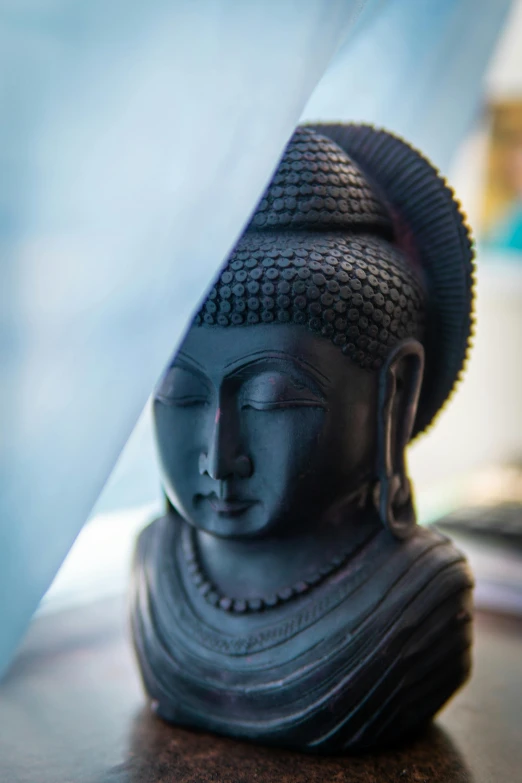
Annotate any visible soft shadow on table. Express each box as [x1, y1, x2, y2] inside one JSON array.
[[101, 708, 474, 783]]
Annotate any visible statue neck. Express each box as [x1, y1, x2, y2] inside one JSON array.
[[190, 507, 380, 602]]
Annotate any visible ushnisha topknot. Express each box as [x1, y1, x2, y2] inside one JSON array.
[[245, 126, 393, 235], [195, 127, 425, 374]]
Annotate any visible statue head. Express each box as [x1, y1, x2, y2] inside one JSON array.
[[154, 126, 474, 542]]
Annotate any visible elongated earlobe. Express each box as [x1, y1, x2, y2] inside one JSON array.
[[374, 339, 425, 539]]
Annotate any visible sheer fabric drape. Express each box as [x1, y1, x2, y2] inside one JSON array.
[[0, 0, 365, 676]]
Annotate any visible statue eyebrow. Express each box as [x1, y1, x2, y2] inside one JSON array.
[[170, 353, 212, 388], [174, 349, 331, 389], [223, 351, 331, 387], [174, 351, 207, 373]]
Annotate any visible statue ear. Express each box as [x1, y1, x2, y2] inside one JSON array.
[[373, 339, 425, 539]]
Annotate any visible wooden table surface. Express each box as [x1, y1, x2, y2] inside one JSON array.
[[1, 596, 521, 783]]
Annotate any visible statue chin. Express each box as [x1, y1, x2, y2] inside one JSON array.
[[130, 124, 475, 753]]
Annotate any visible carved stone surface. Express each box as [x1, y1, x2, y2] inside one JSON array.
[[130, 124, 475, 752]]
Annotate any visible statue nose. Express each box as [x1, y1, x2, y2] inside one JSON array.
[[198, 451, 253, 480], [198, 405, 253, 480]]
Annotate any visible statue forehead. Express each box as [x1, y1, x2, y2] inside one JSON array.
[[177, 322, 370, 383]]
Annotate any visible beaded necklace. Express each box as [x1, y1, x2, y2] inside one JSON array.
[[181, 524, 359, 615]]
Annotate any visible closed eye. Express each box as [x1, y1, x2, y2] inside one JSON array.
[[158, 395, 209, 407], [155, 366, 211, 407], [240, 371, 326, 411]]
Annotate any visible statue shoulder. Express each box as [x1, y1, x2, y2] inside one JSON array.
[[354, 524, 474, 621], [410, 524, 474, 587]]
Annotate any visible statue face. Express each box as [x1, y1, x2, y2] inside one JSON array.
[[154, 323, 378, 539]]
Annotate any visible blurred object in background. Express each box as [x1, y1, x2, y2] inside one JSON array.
[[434, 463, 522, 617], [481, 99, 522, 254]]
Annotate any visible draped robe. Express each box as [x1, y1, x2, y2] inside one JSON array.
[[131, 513, 473, 752]]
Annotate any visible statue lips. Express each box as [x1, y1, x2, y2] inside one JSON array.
[[204, 494, 257, 516]]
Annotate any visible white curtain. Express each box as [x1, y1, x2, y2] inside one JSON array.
[[0, 0, 366, 676]]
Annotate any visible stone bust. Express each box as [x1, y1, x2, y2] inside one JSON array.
[[131, 125, 474, 752]]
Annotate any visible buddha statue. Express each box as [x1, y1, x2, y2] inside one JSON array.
[[131, 124, 475, 752]]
